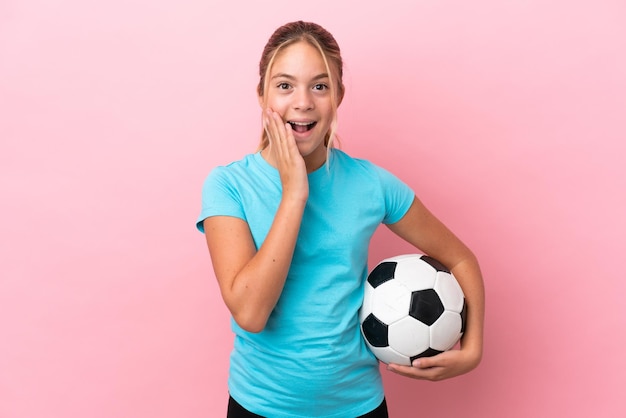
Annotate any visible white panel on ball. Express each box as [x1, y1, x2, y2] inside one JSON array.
[[371, 280, 411, 325], [388, 316, 430, 357], [430, 311, 463, 351], [393, 256, 437, 291], [369, 345, 411, 366], [434, 272, 465, 313], [359, 282, 374, 323]]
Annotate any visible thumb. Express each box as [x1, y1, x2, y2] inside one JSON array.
[[412, 356, 436, 369]]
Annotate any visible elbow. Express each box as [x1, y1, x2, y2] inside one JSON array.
[[238, 321, 266, 334], [223, 289, 275, 333], [232, 311, 269, 334]]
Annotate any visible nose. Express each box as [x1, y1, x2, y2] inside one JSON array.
[[293, 88, 314, 111]]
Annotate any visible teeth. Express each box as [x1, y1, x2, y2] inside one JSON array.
[[289, 121, 314, 126]]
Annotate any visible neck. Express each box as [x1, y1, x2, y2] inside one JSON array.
[[260, 147, 328, 173]]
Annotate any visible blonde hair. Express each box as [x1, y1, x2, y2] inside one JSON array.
[[257, 21, 345, 152]]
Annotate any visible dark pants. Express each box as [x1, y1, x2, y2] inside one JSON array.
[[227, 395, 389, 418]]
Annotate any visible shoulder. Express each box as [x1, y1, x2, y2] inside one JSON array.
[[331, 148, 377, 172], [328, 149, 415, 223], [331, 149, 400, 182], [203, 153, 267, 185], [209, 153, 258, 177], [197, 154, 262, 231], [200, 154, 255, 196]]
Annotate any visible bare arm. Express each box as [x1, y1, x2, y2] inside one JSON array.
[[386, 196, 485, 380], [204, 199, 304, 333], [203, 109, 308, 333]]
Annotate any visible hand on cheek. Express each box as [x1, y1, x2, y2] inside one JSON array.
[[263, 108, 308, 202]]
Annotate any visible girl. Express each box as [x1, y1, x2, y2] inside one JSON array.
[[197, 21, 484, 418]]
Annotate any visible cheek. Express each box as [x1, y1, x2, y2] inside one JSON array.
[[265, 94, 289, 112], [320, 102, 335, 123]]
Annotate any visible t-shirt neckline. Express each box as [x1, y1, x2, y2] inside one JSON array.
[[253, 149, 334, 183]]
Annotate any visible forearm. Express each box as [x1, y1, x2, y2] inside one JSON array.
[[450, 254, 485, 364], [224, 198, 306, 332], [386, 198, 485, 366], [211, 110, 310, 332]]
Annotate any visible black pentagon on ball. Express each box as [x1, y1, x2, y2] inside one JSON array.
[[411, 348, 443, 361], [367, 261, 397, 288], [361, 314, 388, 347], [409, 289, 445, 326], [420, 255, 450, 273]]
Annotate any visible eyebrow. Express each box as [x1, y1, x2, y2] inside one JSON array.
[[271, 73, 329, 81]]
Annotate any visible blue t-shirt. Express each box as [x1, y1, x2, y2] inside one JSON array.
[[197, 148, 414, 418]]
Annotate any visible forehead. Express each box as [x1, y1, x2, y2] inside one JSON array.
[[270, 41, 328, 78]]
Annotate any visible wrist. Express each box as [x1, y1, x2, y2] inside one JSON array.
[[460, 336, 483, 368], [281, 191, 308, 207]]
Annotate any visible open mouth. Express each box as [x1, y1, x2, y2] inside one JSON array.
[[288, 121, 317, 133]]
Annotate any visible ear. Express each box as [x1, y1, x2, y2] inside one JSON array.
[[334, 83, 345, 108], [258, 94, 265, 108]]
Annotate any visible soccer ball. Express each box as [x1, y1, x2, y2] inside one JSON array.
[[359, 254, 467, 366]]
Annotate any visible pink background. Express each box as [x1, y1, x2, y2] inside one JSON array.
[[1, 1, 625, 417]]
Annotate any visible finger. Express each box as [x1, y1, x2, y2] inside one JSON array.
[[269, 116, 287, 161], [263, 109, 275, 147], [387, 363, 445, 381], [264, 108, 277, 139], [412, 357, 434, 369], [283, 121, 295, 149], [266, 110, 288, 157], [386, 363, 419, 378], [271, 111, 291, 144], [412, 349, 454, 369], [264, 108, 283, 138], [387, 363, 429, 379], [268, 111, 298, 161]]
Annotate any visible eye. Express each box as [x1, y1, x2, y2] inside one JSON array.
[[277, 82, 291, 90], [313, 83, 329, 91]]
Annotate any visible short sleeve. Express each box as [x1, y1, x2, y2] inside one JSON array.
[[195, 167, 246, 233], [373, 165, 415, 225]]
